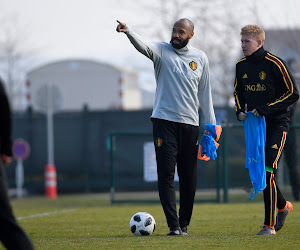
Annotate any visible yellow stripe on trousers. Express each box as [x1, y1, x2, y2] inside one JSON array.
[[272, 131, 287, 169], [269, 173, 277, 226]]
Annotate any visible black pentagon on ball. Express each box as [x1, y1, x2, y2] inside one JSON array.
[[144, 217, 152, 227], [134, 215, 141, 222], [130, 225, 136, 233], [139, 230, 150, 236]]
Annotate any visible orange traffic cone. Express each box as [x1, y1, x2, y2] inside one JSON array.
[[45, 164, 57, 199]]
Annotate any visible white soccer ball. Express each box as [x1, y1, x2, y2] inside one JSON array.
[[129, 212, 156, 236]]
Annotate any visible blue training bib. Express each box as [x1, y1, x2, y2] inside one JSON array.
[[243, 112, 266, 199]]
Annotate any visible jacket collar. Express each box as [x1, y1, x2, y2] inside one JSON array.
[[246, 46, 267, 62], [170, 43, 191, 54]]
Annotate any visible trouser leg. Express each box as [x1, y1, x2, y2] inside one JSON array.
[[263, 170, 286, 227], [264, 129, 287, 227], [152, 119, 179, 229], [0, 163, 34, 250], [177, 124, 198, 228]]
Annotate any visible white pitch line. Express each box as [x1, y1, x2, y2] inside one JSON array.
[[17, 208, 77, 220]]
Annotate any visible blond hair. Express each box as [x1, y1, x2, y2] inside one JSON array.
[[241, 25, 265, 45]]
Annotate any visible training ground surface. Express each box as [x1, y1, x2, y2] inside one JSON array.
[[2, 192, 300, 249]]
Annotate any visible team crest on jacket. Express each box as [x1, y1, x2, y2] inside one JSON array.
[[259, 71, 266, 80], [189, 61, 197, 71], [156, 138, 162, 147]]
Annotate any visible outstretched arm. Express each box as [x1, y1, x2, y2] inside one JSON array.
[[115, 20, 161, 61]]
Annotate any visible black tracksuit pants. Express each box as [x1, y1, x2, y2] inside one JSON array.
[[0, 162, 34, 250], [152, 118, 199, 229], [264, 128, 287, 227]]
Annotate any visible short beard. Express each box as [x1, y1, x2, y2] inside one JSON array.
[[171, 37, 189, 49]]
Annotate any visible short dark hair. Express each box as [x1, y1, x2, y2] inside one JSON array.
[[178, 18, 194, 32]]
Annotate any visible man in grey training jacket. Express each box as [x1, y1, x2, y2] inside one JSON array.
[[116, 18, 216, 236]]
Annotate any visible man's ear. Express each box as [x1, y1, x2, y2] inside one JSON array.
[[257, 39, 263, 47], [189, 32, 194, 39]]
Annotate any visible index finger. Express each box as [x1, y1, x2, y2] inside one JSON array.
[[117, 20, 125, 26]]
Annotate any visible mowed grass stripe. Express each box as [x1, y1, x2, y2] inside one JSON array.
[[7, 194, 300, 249], [17, 208, 77, 220]]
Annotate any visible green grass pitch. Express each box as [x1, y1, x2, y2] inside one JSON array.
[[2, 193, 299, 249]]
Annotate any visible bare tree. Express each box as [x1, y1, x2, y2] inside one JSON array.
[[130, 0, 245, 106], [249, 0, 300, 84], [143, 0, 205, 41], [123, 0, 300, 107], [0, 14, 37, 110], [192, 1, 240, 106]]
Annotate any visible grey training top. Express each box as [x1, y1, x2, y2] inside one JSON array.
[[126, 26, 216, 126]]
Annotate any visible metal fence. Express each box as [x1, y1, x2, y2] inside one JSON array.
[[7, 107, 300, 200]]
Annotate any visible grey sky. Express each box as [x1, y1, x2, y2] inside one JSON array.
[[1, 0, 300, 104], [2, 0, 300, 68]]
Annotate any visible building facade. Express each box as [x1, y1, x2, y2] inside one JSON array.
[[26, 59, 141, 111]]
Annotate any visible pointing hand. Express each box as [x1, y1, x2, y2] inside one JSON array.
[[116, 20, 128, 33]]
